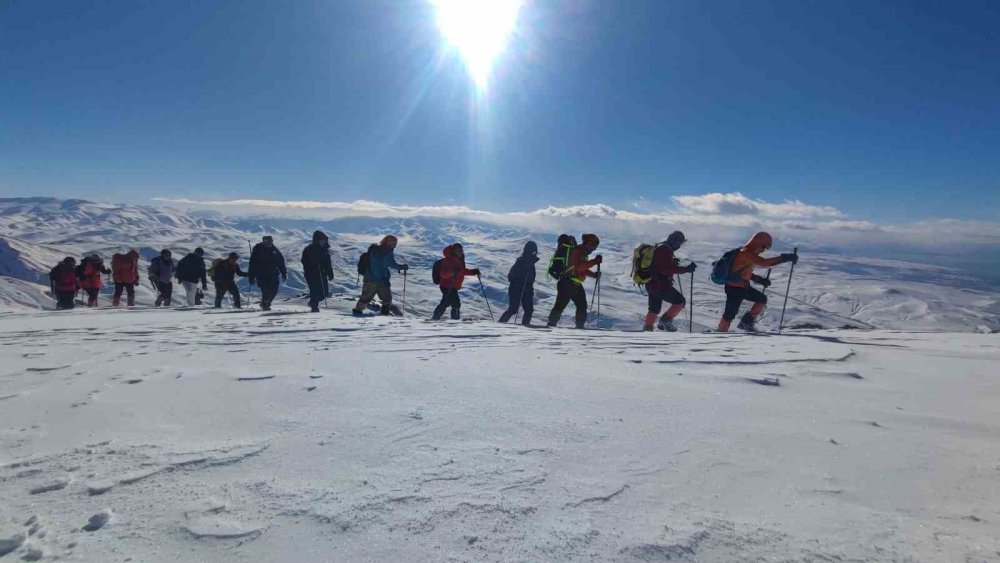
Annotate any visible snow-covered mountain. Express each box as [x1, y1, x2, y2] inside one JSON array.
[[1, 197, 997, 332]]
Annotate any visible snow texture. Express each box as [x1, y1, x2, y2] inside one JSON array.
[[0, 307, 998, 561]]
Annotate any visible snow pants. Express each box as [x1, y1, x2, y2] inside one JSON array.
[[258, 275, 280, 309], [354, 281, 392, 315], [84, 287, 100, 307], [214, 281, 242, 309], [722, 284, 767, 321], [498, 283, 533, 325], [113, 283, 135, 306], [55, 290, 76, 310], [432, 288, 462, 320], [154, 282, 172, 307], [306, 275, 327, 310], [647, 286, 685, 313], [547, 278, 588, 328]]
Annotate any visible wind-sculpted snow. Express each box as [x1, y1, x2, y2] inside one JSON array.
[[0, 308, 998, 561], [0, 197, 998, 332]]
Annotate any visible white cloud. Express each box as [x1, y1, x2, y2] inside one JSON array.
[[672, 192, 843, 218]]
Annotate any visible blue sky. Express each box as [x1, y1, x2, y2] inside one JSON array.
[[2, 0, 998, 224]]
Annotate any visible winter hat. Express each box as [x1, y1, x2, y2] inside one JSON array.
[[228, 252, 239, 260], [160, 249, 172, 257], [665, 231, 686, 250], [581, 233, 600, 247], [64, 256, 76, 264], [262, 235, 273, 242], [194, 247, 204, 256], [312, 230, 328, 243], [380, 235, 398, 247]]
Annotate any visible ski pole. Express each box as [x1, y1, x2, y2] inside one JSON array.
[[777, 248, 797, 334], [477, 273, 495, 321], [689, 270, 694, 333]]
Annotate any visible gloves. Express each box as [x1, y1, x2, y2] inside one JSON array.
[[400, 264, 409, 272], [781, 253, 799, 264], [248, 277, 256, 287], [471, 269, 482, 276], [752, 274, 771, 288], [594, 254, 604, 264], [593, 271, 602, 280], [327, 273, 334, 281], [685, 262, 697, 273]]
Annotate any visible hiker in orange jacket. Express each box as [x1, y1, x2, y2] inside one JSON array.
[[717, 232, 798, 332], [432, 243, 480, 320], [78, 254, 110, 307], [547, 233, 602, 328], [111, 250, 140, 307]]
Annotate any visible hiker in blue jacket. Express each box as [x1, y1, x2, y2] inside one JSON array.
[[353, 235, 409, 316], [498, 241, 538, 326]]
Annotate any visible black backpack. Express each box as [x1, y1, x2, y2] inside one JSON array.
[[74, 260, 87, 280], [357, 244, 376, 276], [432, 258, 444, 285], [547, 234, 577, 279]]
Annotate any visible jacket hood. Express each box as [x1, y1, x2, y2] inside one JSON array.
[[743, 231, 773, 254], [442, 245, 454, 258], [312, 230, 328, 244], [127, 250, 139, 258], [521, 241, 538, 258]]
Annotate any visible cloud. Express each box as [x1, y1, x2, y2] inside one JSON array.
[[154, 194, 1000, 258], [672, 192, 843, 218]]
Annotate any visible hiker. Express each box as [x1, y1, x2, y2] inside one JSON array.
[[431, 243, 480, 320], [301, 230, 333, 313], [176, 248, 208, 306], [77, 253, 110, 307], [249, 236, 287, 311], [111, 250, 140, 307], [49, 257, 78, 310], [716, 231, 798, 332], [212, 252, 248, 308], [497, 241, 538, 326], [148, 249, 175, 307], [642, 231, 696, 332], [353, 235, 408, 316], [547, 234, 602, 328]]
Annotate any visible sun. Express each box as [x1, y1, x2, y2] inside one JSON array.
[[431, 0, 523, 92]]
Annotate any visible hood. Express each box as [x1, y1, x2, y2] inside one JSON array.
[[127, 250, 139, 258], [442, 245, 454, 258], [743, 231, 773, 254], [521, 241, 538, 258], [312, 230, 328, 244]]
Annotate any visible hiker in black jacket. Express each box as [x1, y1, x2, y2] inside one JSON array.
[[249, 236, 287, 311], [301, 230, 333, 313], [212, 252, 248, 308], [498, 241, 538, 326], [175, 248, 208, 306]]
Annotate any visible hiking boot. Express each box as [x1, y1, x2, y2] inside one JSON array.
[[737, 312, 757, 332], [352, 309, 364, 317], [310, 306, 320, 313], [657, 317, 678, 332], [642, 325, 654, 332]]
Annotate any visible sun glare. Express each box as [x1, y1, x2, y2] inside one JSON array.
[[432, 0, 523, 91]]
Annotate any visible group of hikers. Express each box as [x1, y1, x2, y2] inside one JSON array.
[[47, 229, 798, 332]]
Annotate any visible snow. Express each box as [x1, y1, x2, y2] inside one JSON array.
[[1, 305, 998, 561]]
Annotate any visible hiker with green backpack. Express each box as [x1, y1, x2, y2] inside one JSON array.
[[632, 231, 696, 332], [546, 233, 602, 328]]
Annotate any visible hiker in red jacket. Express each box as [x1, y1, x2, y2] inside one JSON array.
[[111, 250, 140, 306], [49, 257, 79, 310], [643, 231, 697, 332], [78, 254, 110, 307], [547, 233, 602, 328], [432, 243, 480, 320]]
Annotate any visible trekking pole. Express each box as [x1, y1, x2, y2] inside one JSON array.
[[597, 263, 602, 325], [402, 270, 407, 314], [246, 240, 255, 308], [477, 273, 495, 322], [777, 248, 798, 334], [689, 270, 694, 333]]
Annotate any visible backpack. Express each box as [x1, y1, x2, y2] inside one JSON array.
[[75, 260, 87, 280], [547, 234, 577, 280], [631, 243, 657, 285], [431, 258, 444, 285], [710, 248, 742, 285], [357, 245, 375, 276], [208, 258, 224, 280]]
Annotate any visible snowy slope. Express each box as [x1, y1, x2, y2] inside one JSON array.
[[0, 307, 997, 561], [1, 197, 997, 332]]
